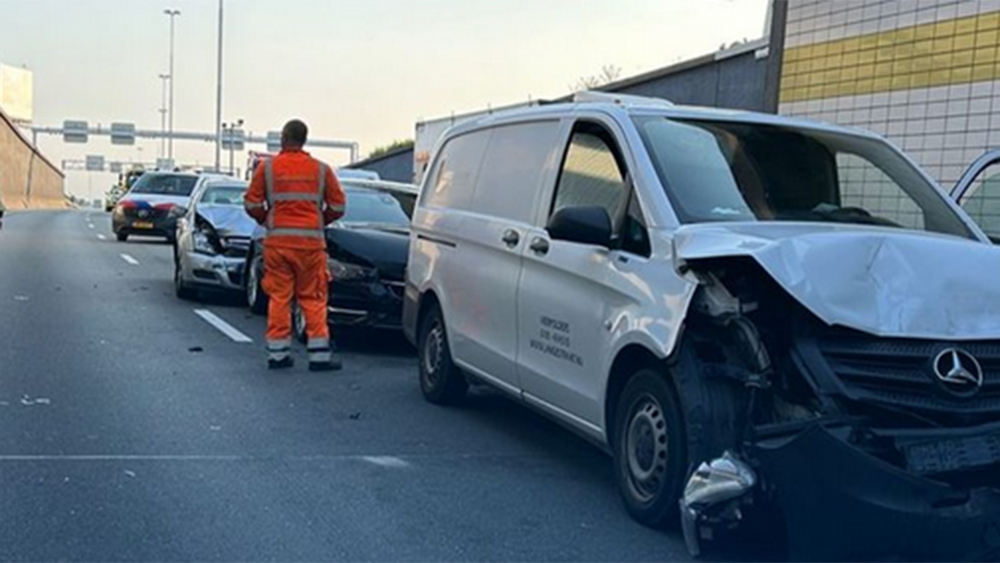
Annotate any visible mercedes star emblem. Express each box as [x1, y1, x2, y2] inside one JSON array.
[[932, 348, 984, 396]]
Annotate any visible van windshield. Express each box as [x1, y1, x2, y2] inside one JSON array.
[[633, 117, 974, 239]]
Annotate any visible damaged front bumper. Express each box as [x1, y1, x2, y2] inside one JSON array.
[[182, 251, 246, 291], [684, 422, 1000, 561]]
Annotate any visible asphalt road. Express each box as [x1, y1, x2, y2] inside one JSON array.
[[0, 210, 712, 562]]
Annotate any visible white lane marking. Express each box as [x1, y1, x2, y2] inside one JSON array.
[[362, 456, 411, 468], [87, 223, 94, 229], [97, 234, 107, 241], [119, 253, 140, 265], [0, 454, 416, 462], [194, 309, 254, 343]]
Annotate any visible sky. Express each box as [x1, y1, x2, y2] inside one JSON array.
[[0, 0, 770, 200]]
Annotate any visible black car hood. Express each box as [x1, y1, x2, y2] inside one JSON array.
[[197, 205, 258, 238], [326, 224, 409, 280]]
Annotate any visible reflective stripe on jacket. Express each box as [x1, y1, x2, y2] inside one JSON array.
[[243, 148, 346, 249]]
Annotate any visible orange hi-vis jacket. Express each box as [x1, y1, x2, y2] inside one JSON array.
[[244, 148, 346, 249]]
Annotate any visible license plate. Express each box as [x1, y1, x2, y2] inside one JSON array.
[[133, 221, 154, 229], [903, 432, 1000, 475]]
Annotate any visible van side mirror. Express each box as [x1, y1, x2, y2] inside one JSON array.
[[546, 205, 613, 247]]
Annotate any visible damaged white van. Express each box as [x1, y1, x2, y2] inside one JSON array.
[[402, 92, 1000, 560]]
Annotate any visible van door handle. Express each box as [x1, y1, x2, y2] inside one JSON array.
[[502, 229, 520, 247], [529, 237, 550, 255]]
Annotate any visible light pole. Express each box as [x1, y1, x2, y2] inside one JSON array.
[[158, 73, 169, 159], [164, 8, 181, 162], [214, 0, 224, 173], [223, 119, 243, 176]]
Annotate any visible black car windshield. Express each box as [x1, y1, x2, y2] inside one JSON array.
[[341, 189, 410, 226], [199, 184, 246, 206], [130, 174, 198, 196], [634, 117, 974, 239]]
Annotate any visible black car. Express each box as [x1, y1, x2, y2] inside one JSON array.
[[244, 180, 417, 336], [111, 172, 198, 242]]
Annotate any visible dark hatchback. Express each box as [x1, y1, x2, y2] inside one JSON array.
[[245, 180, 416, 333], [112, 172, 198, 242]]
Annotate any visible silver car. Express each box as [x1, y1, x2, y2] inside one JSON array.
[[173, 179, 255, 300]]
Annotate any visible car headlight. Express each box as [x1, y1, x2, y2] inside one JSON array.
[[193, 230, 218, 255], [327, 258, 376, 282]]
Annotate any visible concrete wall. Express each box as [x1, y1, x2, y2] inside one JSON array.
[[0, 105, 64, 209], [344, 147, 417, 184]]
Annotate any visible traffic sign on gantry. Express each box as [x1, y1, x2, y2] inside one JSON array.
[[85, 155, 105, 171], [110, 123, 136, 145], [63, 120, 88, 143]]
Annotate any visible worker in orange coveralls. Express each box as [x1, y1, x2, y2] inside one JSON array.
[[244, 119, 346, 371]]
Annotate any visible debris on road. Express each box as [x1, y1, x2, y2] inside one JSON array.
[[209, 425, 222, 431], [188, 346, 204, 353], [13, 295, 29, 301], [20, 395, 51, 406], [349, 412, 362, 420], [123, 470, 136, 478]]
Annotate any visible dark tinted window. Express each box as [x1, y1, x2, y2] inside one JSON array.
[[342, 189, 410, 226], [131, 174, 198, 196]]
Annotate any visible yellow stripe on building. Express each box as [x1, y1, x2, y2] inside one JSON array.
[[781, 10, 1000, 103]]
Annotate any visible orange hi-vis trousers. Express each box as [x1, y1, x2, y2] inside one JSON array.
[[263, 246, 332, 362]]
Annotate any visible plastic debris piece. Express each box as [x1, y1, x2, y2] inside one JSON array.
[[123, 470, 136, 478], [188, 346, 204, 353], [209, 425, 222, 431], [349, 412, 362, 420], [13, 296, 29, 301]]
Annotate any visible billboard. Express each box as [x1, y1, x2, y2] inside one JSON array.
[[0, 64, 33, 123]]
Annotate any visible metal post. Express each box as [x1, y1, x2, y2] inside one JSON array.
[[214, 0, 224, 172], [164, 9, 181, 161], [158, 73, 169, 159]]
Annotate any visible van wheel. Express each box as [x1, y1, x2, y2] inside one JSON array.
[[613, 368, 687, 528], [418, 304, 467, 405]]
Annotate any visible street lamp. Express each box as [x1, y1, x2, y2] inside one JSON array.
[[164, 8, 181, 161], [214, 0, 224, 173], [158, 73, 170, 159], [223, 119, 244, 176]]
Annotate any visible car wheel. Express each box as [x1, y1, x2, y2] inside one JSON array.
[[292, 301, 307, 344], [417, 304, 467, 405], [116, 232, 128, 242], [174, 254, 198, 301], [247, 251, 268, 315], [613, 368, 688, 529]]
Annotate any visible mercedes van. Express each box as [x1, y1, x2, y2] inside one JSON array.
[[403, 92, 1000, 560]]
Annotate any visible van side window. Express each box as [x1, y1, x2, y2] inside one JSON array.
[[421, 130, 491, 211], [473, 121, 562, 223], [552, 126, 628, 223]]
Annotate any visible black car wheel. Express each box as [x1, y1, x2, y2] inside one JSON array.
[[293, 301, 307, 344], [174, 254, 197, 301], [247, 251, 268, 315], [116, 231, 128, 242], [417, 303, 467, 405], [613, 368, 687, 528]]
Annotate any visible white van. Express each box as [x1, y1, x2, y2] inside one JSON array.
[[403, 92, 1000, 560]]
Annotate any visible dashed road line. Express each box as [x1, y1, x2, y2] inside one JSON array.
[[362, 456, 411, 468], [194, 309, 254, 343], [119, 253, 140, 265], [87, 223, 94, 229], [97, 234, 107, 240]]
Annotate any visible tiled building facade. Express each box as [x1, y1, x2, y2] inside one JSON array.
[[779, 0, 1000, 190]]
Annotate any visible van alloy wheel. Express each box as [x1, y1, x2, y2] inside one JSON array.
[[422, 320, 445, 387]]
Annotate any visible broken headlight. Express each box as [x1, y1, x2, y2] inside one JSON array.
[[192, 230, 219, 255], [327, 258, 376, 282]]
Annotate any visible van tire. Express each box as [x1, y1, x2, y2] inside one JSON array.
[[613, 368, 688, 529], [417, 304, 467, 405]]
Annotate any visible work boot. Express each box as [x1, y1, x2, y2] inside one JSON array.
[[308, 338, 342, 372], [268, 356, 294, 370]]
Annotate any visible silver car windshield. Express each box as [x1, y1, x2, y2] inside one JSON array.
[[199, 184, 247, 206], [634, 117, 974, 239]]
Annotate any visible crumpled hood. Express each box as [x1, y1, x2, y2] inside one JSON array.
[[673, 222, 1000, 339], [196, 205, 257, 238]]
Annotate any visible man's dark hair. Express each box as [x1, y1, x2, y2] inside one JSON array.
[[281, 119, 308, 148]]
